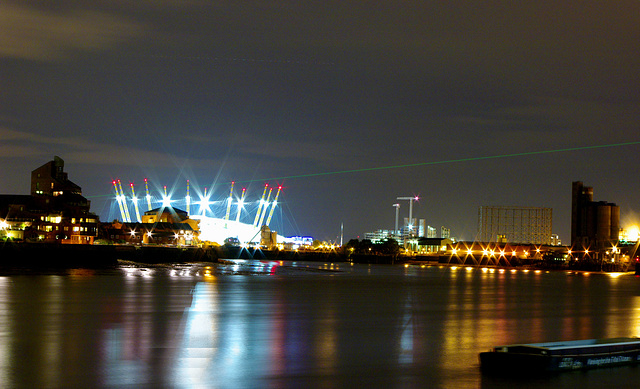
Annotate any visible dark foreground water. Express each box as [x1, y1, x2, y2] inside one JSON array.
[[1, 261, 639, 388]]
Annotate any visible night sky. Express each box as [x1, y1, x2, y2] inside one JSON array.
[[2, 1, 639, 242]]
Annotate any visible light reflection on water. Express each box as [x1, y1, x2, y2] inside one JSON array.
[[0, 262, 639, 388]]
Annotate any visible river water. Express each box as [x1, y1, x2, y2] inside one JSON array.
[[1, 260, 639, 388]]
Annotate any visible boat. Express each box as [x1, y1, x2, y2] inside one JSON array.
[[479, 337, 640, 373]]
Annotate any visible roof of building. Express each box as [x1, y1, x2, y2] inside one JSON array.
[[417, 237, 452, 245], [144, 206, 188, 215]]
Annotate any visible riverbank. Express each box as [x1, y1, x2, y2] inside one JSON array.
[[1, 242, 638, 275]]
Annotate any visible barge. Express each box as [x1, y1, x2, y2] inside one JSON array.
[[480, 337, 640, 373]]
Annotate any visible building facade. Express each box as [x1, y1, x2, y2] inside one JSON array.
[[478, 206, 553, 245], [0, 156, 98, 244]]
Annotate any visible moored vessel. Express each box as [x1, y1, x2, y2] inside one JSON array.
[[480, 337, 640, 373]]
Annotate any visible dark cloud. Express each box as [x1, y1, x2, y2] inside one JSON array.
[[0, 2, 148, 61]]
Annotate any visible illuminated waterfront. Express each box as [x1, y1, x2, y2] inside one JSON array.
[[1, 261, 639, 388]]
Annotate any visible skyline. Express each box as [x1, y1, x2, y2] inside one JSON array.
[[2, 1, 639, 241]]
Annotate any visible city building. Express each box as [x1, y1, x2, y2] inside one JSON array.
[[0, 156, 98, 244], [364, 229, 395, 243], [478, 206, 553, 245], [99, 206, 199, 245], [416, 237, 452, 254], [571, 181, 620, 256]]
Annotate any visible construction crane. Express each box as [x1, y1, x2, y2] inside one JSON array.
[[397, 196, 419, 236], [253, 183, 269, 227], [393, 203, 400, 236], [144, 178, 152, 211], [118, 180, 131, 222], [130, 182, 141, 222], [258, 187, 273, 227], [265, 185, 282, 226], [224, 181, 235, 227], [236, 187, 246, 223]]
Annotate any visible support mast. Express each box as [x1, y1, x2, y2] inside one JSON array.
[[253, 183, 269, 227], [186, 180, 191, 216], [224, 181, 235, 227], [265, 185, 282, 226], [130, 183, 141, 222], [144, 178, 152, 211], [118, 180, 131, 222], [236, 187, 246, 222], [258, 187, 273, 227], [113, 180, 127, 222]]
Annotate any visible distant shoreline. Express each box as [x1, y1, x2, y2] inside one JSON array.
[[1, 242, 638, 275]]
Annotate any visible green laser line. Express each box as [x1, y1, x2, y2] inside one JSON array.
[[238, 141, 640, 184], [87, 141, 640, 198]]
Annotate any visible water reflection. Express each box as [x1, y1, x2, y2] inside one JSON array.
[[0, 264, 639, 388]]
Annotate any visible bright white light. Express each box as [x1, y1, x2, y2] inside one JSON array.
[[627, 226, 639, 242], [191, 215, 283, 245], [162, 196, 172, 207]]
